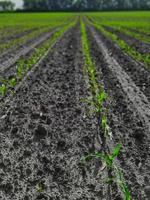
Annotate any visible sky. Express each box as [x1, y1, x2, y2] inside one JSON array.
[[11, 0, 23, 8]]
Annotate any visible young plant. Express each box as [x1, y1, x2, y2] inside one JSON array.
[[101, 115, 112, 139], [8, 77, 17, 88], [81, 20, 112, 139], [81, 144, 121, 168], [88, 19, 150, 69], [81, 144, 131, 199], [16, 59, 25, 78], [81, 18, 131, 200], [0, 84, 7, 97], [94, 89, 107, 114], [114, 166, 131, 200]]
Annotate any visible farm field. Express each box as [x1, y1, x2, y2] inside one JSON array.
[[0, 11, 150, 199]]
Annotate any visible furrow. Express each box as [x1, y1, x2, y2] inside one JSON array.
[[89, 26, 150, 135], [88, 24, 150, 199], [0, 24, 101, 200], [0, 28, 58, 75]]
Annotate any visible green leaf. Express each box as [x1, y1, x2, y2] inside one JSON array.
[[0, 84, 7, 96], [112, 144, 122, 160]]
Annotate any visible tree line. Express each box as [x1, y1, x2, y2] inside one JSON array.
[[0, 0, 150, 11], [23, 0, 150, 11], [0, 1, 15, 11]]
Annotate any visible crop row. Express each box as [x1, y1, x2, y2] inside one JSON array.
[[108, 26, 150, 44], [0, 26, 51, 53], [0, 20, 76, 98], [87, 12, 150, 43], [0, 25, 39, 42], [80, 19, 131, 200], [87, 18, 150, 69], [87, 12, 150, 32], [0, 15, 75, 39], [0, 14, 76, 54]]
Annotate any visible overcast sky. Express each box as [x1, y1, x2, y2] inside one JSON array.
[[11, 0, 23, 8]]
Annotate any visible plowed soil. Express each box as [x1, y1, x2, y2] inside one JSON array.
[[0, 21, 150, 200]]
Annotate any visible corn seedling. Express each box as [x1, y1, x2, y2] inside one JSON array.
[[80, 21, 131, 197], [16, 59, 25, 78], [101, 115, 112, 139], [36, 183, 44, 193], [81, 144, 121, 168], [81, 19, 112, 140], [0, 84, 7, 96], [88, 19, 150, 69], [114, 166, 131, 200], [81, 144, 131, 199], [8, 77, 17, 88], [0, 21, 76, 97]]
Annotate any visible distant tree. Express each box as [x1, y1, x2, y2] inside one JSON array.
[[0, 0, 15, 11], [22, 0, 150, 11], [140, 0, 150, 9]]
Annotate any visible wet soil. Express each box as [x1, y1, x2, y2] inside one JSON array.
[[104, 26, 150, 55], [87, 25, 150, 200], [0, 25, 105, 200]]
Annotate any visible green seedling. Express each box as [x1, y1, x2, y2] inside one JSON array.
[[81, 144, 121, 168], [89, 19, 150, 69], [98, 143, 121, 168], [17, 59, 25, 78], [80, 17, 131, 200], [81, 143, 131, 200], [0, 17, 77, 99], [115, 166, 131, 200], [0, 84, 7, 96], [94, 89, 107, 114], [36, 183, 44, 193], [101, 115, 112, 139], [8, 77, 17, 88]]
